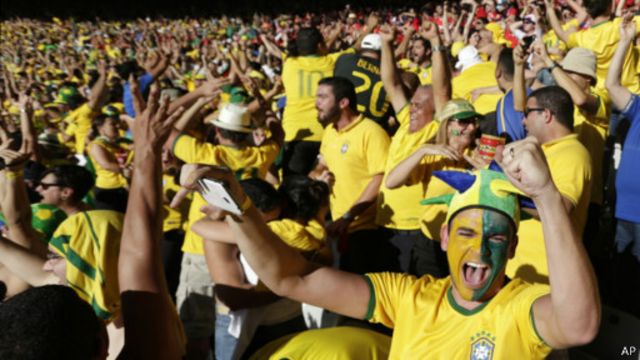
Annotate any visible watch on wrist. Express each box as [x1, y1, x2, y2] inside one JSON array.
[[432, 45, 447, 53], [547, 62, 559, 71], [342, 211, 354, 221]]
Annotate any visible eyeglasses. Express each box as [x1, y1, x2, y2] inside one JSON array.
[[39, 182, 64, 190], [524, 107, 547, 117]]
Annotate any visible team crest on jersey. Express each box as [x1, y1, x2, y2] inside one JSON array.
[[470, 331, 496, 360], [340, 143, 349, 154]]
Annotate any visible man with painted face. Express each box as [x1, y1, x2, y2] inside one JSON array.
[[183, 135, 600, 359]]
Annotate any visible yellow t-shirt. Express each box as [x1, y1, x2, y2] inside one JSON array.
[[162, 174, 191, 233], [397, 59, 432, 85], [249, 326, 391, 360], [452, 62, 502, 115], [65, 103, 97, 154], [376, 106, 440, 230], [282, 49, 355, 142], [574, 87, 611, 205], [364, 273, 551, 360], [320, 116, 390, 232], [543, 19, 580, 61], [88, 137, 129, 190], [507, 134, 591, 283], [267, 218, 325, 252], [566, 16, 640, 93], [49, 210, 123, 322], [419, 154, 472, 241], [172, 134, 280, 254], [486, 22, 505, 45]]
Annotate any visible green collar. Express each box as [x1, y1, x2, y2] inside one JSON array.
[[447, 285, 490, 316]]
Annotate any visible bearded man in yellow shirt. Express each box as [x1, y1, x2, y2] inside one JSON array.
[[182, 133, 600, 359], [312, 77, 390, 274]]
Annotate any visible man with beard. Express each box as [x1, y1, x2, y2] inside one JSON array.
[[313, 76, 390, 274]]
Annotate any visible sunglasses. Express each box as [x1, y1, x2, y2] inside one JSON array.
[[39, 182, 64, 190], [451, 116, 480, 126], [523, 107, 547, 117]]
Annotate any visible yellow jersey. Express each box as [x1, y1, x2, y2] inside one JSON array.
[[397, 59, 432, 85], [320, 115, 390, 232], [507, 134, 591, 283], [249, 326, 391, 360], [365, 273, 552, 360], [452, 62, 502, 115], [282, 49, 355, 142], [49, 210, 123, 322], [574, 87, 611, 205], [376, 106, 440, 230], [88, 137, 129, 189], [172, 133, 280, 254], [267, 218, 325, 252], [65, 103, 97, 154], [419, 154, 472, 241], [162, 174, 191, 233], [566, 16, 640, 93]]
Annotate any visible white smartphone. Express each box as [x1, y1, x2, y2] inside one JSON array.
[[197, 178, 243, 216]]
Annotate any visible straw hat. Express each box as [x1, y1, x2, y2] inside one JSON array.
[[208, 104, 252, 133], [560, 48, 597, 85]]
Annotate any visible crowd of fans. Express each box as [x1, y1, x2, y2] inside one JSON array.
[[0, 0, 639, 358]]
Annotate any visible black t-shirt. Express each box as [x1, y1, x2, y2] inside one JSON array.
[[334, 53, 392, 129]]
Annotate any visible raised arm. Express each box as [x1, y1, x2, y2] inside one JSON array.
[[421, 22, 452, 114], [117, 85, 186, 359], [499, 137, 599, 348], [182, 166, 371, 320], [87, 60, 109, 111], [605, 16, 635, 110], [512, 44, 528, 112], [379, 25, 408, 113], [386, 144, 461, 189], [394, 25, 415, 59], [544, 0, 573, 44], [533, 41, 598, 114]]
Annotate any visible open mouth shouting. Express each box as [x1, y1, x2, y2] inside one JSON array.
[[462, 261, 492, 289]]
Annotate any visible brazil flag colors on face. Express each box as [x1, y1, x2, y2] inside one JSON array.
[[446, 207, 513, 301], [421, 167, 531, 302]]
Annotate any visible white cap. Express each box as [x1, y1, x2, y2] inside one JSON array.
[[455, 46, 483, 72], [361, 34, 382, 51], [209, 103, 253, 133]]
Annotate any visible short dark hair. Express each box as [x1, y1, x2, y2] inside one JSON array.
[[240, 178, 282, 213], [40, 165, 95, 203], [217, 128, 249, 144], [279, 175, 329, 222], [583, 0, 612, 18], [529, 86, 574, 131], [497, 48, 515, 81], [318, 77, 358, 113], [0, 285, 102, 360], [295, 27, 324, 56]]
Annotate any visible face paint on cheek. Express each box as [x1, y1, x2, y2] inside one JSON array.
[[471, 210, 511, 301]]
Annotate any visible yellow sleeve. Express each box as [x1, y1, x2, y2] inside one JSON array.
[[365, 124, 390, 176], [395, 105, 410, 127], [550, 148, 590, 207], [328, 48, 356, 62], [591, 88, 612, 128], [258, 140, 281, 166], [364, 272, 419, 328], [513, 284, 552, 354], [171, 133, 220, 164], [566, 31, 579, 49]]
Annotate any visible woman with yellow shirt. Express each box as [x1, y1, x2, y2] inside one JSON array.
[[385, 99, 481, 277], [88, 114, 131, 213]]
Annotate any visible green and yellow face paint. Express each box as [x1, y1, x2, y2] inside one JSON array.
[[447, 207, 514, 302]]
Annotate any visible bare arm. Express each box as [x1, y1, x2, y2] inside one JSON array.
[[394, 26, 415, 59], [87, 61, 109, 111], [379, 25, 408, 113], [500, 138, 599, 348], [513, 44, 528, 112], [183, 166, 371, 319], [386, 144, 461, 189], [90, 143, 122, 173], [421, 23, 452, 113], [544, 0, 573, 44], [118, 85, 185, 359], [605, 17, 635, 110], [259, 34, 284, 59], [533, 41, 598, 114]]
